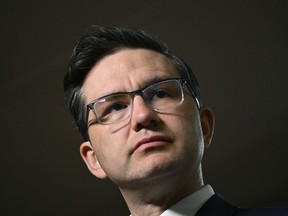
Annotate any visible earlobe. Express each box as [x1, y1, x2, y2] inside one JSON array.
[[199, 107, 215, 150], [80, 141, 108, 179]]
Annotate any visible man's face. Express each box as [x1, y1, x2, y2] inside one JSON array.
[[80, 49, 213, 188]]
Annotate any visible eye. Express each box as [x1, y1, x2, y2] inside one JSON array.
[[105, 102, 128, 114], [152, 89, 170, 99]]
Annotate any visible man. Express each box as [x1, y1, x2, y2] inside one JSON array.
[[64, 26, 287, 216]]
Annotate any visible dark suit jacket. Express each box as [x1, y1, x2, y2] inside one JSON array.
[[196, 194, 288, 216]]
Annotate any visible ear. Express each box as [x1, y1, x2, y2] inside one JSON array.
[[199, 106, 215, 150], [80, 141, 108, 179]]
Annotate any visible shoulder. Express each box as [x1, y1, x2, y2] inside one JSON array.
[[196, 194, 288, 216], [236, 206, 288, 216]]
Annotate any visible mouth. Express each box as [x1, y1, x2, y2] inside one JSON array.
[[132, 135, 172, 154]]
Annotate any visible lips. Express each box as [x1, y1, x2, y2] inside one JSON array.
[[132, 135, 171, 154]]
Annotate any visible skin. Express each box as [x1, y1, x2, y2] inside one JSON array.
[[80, 48, 214, 216]]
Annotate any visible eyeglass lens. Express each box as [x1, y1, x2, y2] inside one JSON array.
[[93, 79, 184, 124]]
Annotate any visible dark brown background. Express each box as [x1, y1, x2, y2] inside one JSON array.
[[1, 1, 287, 215]]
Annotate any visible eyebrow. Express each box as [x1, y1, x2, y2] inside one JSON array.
[[141, 76, 172, 88], [95, 75, 181, 101], [139, 75, 181, 89]]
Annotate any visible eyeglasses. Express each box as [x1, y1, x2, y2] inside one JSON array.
[[86, 78, 200, 126]]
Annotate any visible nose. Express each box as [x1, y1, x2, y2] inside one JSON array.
[[130, 95, 160, 131]]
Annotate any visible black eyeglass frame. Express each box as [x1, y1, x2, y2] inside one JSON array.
[[86, 78, 200, 127]]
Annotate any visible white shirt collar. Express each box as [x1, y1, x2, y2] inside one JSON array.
[[160, 184, 215, 216]]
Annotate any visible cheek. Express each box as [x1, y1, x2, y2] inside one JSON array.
[[88, 128, 131, 181], [88, 126, 127, 163], [88, 127, 110, 160], [172, 105, 204, 153]]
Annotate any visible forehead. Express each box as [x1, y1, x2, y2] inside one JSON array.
[[82, 48, 179, 103]]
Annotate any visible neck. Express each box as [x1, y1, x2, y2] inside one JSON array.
[[119, 168, 204, 216]]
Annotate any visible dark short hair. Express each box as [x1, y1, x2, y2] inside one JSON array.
[[64, 26, 201, 141]]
